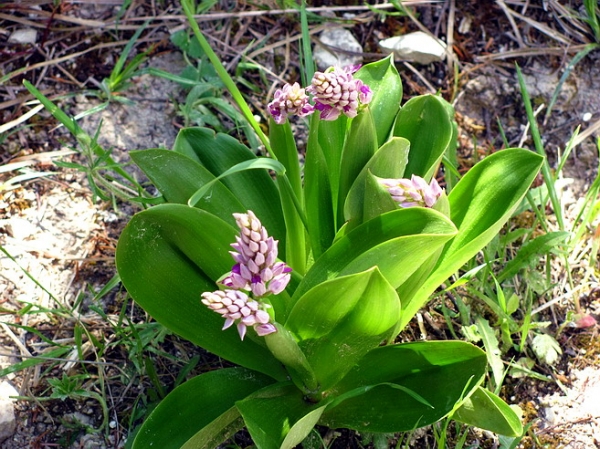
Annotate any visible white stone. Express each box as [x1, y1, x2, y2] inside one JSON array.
[[2, 218, 36, 240], [0, 382, 18, 444], [379, 31, 447, 64], [8, 28, 37, 44], [313, 27, 363, 71]]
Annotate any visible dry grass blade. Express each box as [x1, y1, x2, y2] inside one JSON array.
[[0, 149, 77, 174], [496, 0, 526, 47], [571, 118, 600, 148], [476, 43, 589, 60], [0, 105, 44, 134], [0, 36, 163, 84], [500, 4, 573, 45]]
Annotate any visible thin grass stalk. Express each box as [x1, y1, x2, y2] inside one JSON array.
[[300, 0, 315, 86], [515, 64, 565, 230], [180, 0, 272, 157]]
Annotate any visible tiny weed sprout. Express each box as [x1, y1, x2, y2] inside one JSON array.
[[113, 11, 542, 449]]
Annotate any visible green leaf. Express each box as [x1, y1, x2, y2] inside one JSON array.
[[132, 368, 274, 449], [398, 149, 544, 330], [497, 231, 569, 282], [531, 333, 562, 365], [293, 208, 457, 301], [116, 205, 287, 379], [286, 267, 400, 390], [236, 382, 325, 449], [304, 117, 335, 259], [343, 137, 410, 225], [393, 95, 454, 180], [173, 127, 286, 258], [187, 158, 286, 207], [316, 114, 347, 222], [454, 386, 523, 436], [130, 149, 244, 225], [321, 341, 486, 432], [269, 119, 307, 273], [355, 55, 402, 146], [475, 316, 504, 388], [338, 109, 378, 225]]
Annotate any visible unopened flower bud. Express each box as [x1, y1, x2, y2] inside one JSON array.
[[201, 289, 275, 340], [307, 65, 373, 121], [268, 82, 314, 124], [379, 175, 443, 208]]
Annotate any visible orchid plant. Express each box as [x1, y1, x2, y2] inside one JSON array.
[[115, 23, 543, 449]]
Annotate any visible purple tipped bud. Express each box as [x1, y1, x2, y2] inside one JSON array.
[[307, 65, 373, 121], [379, 175, 443, 208], [226, 211, 292, 298], [268, 82, 314, 124], [201, 289, 275, 340]]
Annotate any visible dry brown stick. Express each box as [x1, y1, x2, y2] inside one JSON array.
[[501, 4, 573, 45], [476, 43, 589, 60], [496, 0, 526, 47]]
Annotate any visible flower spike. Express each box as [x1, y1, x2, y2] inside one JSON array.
[[201, 289, 275, 340], [268, 82, 314, 124], [223, 211, 292, 297], [379, 175, 443, 208], [201, 210, 291, 340], [307, 65, 373, 121]]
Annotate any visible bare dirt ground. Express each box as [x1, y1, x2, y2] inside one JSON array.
[[1, 1, 600, 448]]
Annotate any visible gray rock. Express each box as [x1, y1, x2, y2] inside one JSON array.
[[0, 381, 18, 443], [313, 27, 363, 71], [379, 31, 447, 64]]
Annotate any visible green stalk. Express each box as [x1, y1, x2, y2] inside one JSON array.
[[180, 0, 272, 157], [515, 64, 565, 230]]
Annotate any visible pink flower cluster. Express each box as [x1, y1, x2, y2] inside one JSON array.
[[201, 211, 291, 340], [267, 65, 372, 124], [378, 175, 443, 208], [201, 290, 275, 340]]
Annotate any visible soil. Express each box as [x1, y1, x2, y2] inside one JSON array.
[[1, 1, 600, 448]]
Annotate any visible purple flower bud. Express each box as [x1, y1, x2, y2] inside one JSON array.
[[268, 82, 314, 124], [201, 289, 274, 340], [226, 211, 292, 298], [307, 65, 373, 121], [379, 175, 443, 208]]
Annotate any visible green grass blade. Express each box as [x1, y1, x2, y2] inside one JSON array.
[[515, 64, 565, 230]]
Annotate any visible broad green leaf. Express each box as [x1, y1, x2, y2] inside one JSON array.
[[236, 382, 325, 449], [116, 205, 287, 379], [269, 119, 302, 199], [286, 267, 400, 390], [187, 158, 286, 207], [497, 231, 569, 282], [355, 55, 402, 146], [338, 109, 378, 226], [305, 117, 335, 259], [132, 368, 275, 449], [269, 119, 307, 273], [316, 113, 347, 221], [130, 149, 243, 226], [344, 137, 410, 225], [321, 341, 486, 432], [361, 172, 399, 224], [393, 95, 454, 180], [173, 127, 286, 259], [398, 149, 544, 329], [454, 386, 523, 436], [293, 208, 457, 301]]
